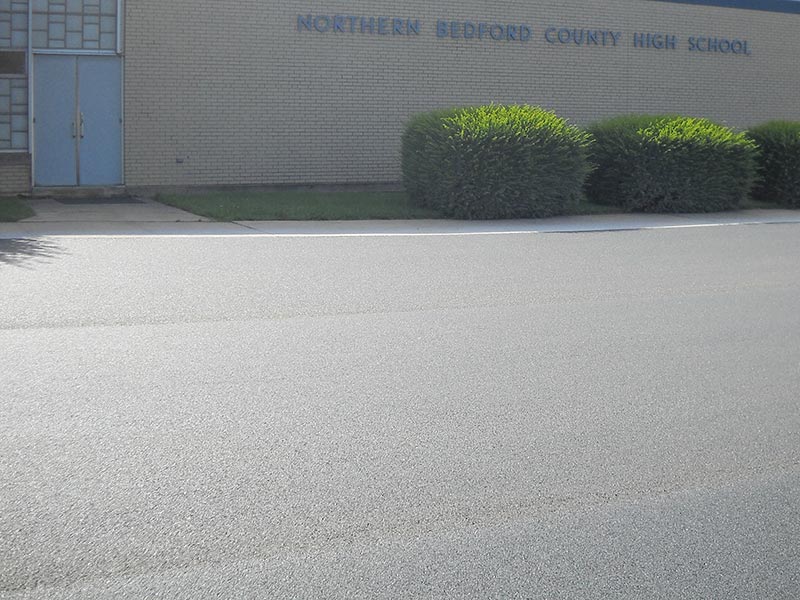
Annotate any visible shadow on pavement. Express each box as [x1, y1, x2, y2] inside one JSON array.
[[0, 238, 67, 268]]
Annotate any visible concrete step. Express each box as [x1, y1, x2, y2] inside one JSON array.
[[30, 186, 128, 199]]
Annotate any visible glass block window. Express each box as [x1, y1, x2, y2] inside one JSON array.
[[0, 1, 30, 49], [32, 0, 118, 50], [0, 77, 27, 150], [0, 0, 27, 152]]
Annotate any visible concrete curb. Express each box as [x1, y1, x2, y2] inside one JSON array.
[[1, 209, 799, 238]]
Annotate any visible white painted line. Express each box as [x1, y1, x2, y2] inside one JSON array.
[[2, 218, 799, 240]]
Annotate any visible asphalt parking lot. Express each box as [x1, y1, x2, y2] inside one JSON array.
[[1, 223, 799, 598]]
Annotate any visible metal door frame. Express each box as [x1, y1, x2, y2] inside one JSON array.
[[31, 52, 124, 187], [28, 0, 125, 187]]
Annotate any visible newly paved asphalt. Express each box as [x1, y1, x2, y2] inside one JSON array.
[[1, 224, 799, 598]]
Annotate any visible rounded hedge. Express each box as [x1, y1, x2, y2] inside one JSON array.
[[586, 115, 759, 213], [585, 115, 664, 207], [747, 121, 800, 208], [402, 105, 593, 219]]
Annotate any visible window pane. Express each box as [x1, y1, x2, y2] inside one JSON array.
[[0, 51, 25, 75], [33, 0, 117, 50]]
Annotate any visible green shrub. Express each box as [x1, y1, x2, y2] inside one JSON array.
[[585, 115, 669, 207], [587, 115, 759, 213], [402, 105, 593, 219], [401, 109, 459, 209], [747, 121, 800, 208]]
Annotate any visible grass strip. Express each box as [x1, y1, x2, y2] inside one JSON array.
[[158, 191, 443, 221], [159, 191, 628, 221], [158, 190, 794, 222], [0, 197, 35, 222]]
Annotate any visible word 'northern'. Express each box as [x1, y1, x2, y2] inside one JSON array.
[[297, 15, 751, 55], [297, 14, 421, 35]]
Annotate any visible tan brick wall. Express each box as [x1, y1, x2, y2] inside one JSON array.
[[123, 0, 800, 186], [0, 154, 31, 194]]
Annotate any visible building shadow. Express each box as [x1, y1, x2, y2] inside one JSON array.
[[0, 238, 67, 268]]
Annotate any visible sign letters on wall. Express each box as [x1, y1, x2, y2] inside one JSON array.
[[297, 15, 752, 56]]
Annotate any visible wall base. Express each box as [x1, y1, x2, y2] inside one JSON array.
[[0, 154, 31, 195]]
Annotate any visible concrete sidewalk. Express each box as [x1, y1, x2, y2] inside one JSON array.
[[1, 199, 799, 237], [0, 195, 247, 237], [21, 195, 209, 224], [234, 209, 800, 236]]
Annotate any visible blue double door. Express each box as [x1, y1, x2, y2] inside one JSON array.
[[34, 55, 122, 187]]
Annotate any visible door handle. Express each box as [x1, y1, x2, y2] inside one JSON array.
[[71, 121, 77, 138], [79, 113, 85, 139]]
